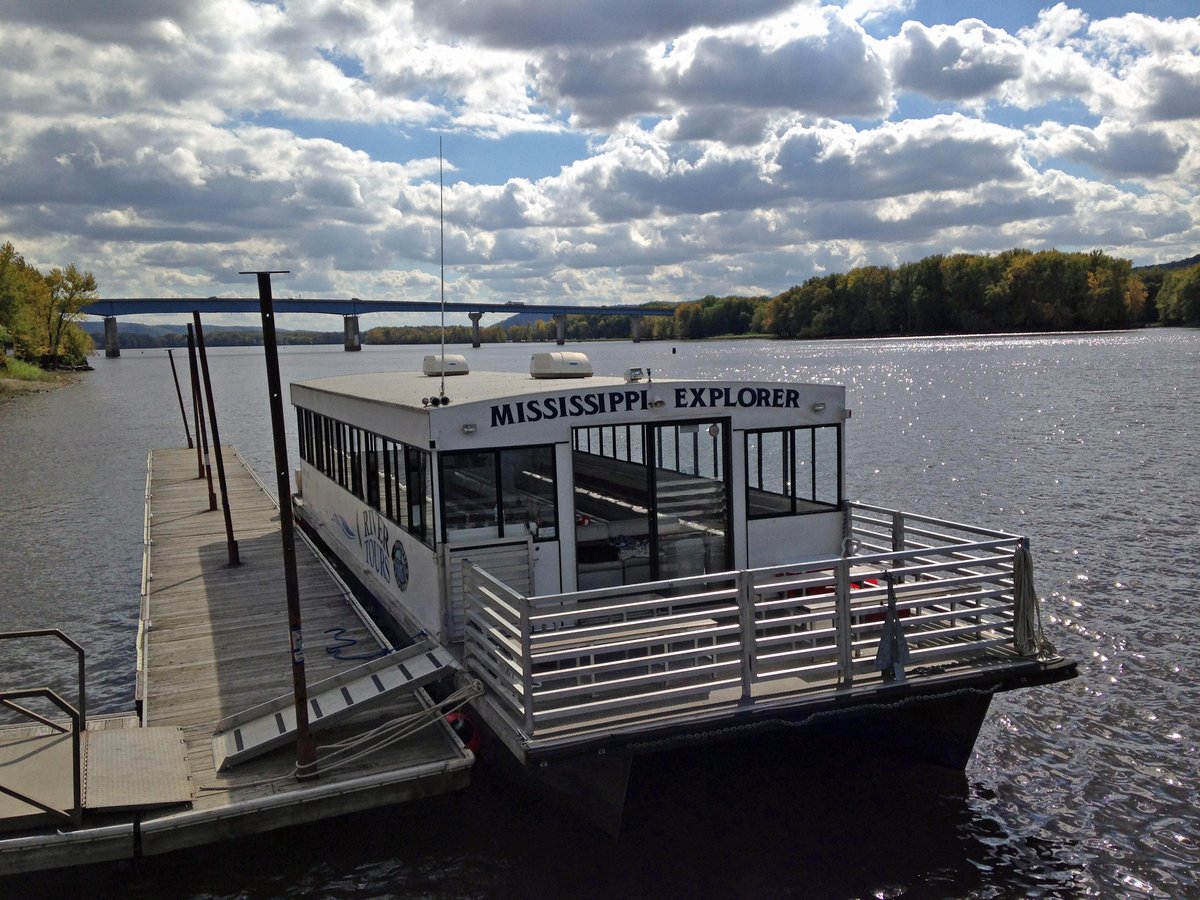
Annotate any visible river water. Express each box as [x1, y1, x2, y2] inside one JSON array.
[[1, 330, 1197, 898]]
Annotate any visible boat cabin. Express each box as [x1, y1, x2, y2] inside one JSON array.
[[291, 353, 846, 645]]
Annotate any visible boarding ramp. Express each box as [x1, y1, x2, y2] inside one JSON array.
[[211, 639, 458, 771]]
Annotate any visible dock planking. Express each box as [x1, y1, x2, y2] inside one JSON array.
[[0, 447, 471, 876], [137, 448, 472, 839]]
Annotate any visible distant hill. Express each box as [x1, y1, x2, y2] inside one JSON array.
[[80, 322, 264, 337], [1134, 254, 1200, 272], [80, 321, 343, 348], [499, 309, 556, 326]]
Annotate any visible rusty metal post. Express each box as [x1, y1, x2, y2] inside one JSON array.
[[185, 333, 204, 478], [192, 313, 239, 566], [186, 324, 217, 508], [166, 349, 194, 449], [244, 269, 317, 781]]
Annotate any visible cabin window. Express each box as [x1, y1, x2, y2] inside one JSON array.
[[335, 421, 347, 488], [745, 425, 841, 518], [348, 427, 365, 501], [297, 408, 311, 464], [441, 452, 499, 538], [363, 432, 380, 510], [439, 445, 557, 543], [502, 446, 557, 539], [405, 446, 432, 543], [322, 417, 334, 478], [293, 406, 434, 548]]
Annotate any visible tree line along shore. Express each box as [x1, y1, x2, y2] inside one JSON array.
[[3, 241, 1198, 379]]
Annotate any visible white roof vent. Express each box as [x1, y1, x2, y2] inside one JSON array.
[[530, 351, 593, 379], [423, 354, 469, 376]]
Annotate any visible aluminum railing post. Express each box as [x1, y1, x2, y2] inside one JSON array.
[[892, 509, 906, 582], [737, 570, 756, 700], [835, 558, 854, 686], [520, 593, 535, 736]]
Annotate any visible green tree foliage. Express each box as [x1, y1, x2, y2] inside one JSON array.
[[0, 242, 97, 365], [763, 249, 1147, 338], [42, 264, 98, 363], [1155, 264, 1200, 325], [673, 295, 762, 339]]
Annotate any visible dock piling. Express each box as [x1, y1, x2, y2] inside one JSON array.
[[166, 349, 194, 449], [192, 313, 239, 567], [247, 269, 319, 781], [185, 325, 217, 508]]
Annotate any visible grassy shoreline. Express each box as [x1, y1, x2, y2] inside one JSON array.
[[0, 364, 80, 401]]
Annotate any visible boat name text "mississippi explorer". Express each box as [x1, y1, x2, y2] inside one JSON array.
[[489, 386, 804, 427]]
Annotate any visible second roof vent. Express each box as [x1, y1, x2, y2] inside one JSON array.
[[530, 351, 593, 379]]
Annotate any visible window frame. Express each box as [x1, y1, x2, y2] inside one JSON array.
[[744, 424, 842, 519]]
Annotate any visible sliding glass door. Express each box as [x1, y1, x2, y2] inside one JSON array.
[[572, 419, 731, 588]]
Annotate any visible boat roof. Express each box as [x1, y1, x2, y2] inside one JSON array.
[[293, 371, 633, 411], [292, 368, 847, 452]]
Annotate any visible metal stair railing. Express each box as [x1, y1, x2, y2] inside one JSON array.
[[0, 687, 82, 826], [0, 630, 86, 730], [0, 631, 87, 828]]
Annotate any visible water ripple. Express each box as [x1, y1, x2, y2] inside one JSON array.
[[3, 332, 1199, 898]]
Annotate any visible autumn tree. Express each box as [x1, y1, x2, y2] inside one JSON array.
[[1, 242, 53, 361], [38, 264, 98, 363]]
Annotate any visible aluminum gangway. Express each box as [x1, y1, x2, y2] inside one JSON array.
[[211, 639, 459, 771]]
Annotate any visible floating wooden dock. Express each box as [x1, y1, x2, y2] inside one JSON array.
[[0, 447, 472, 876]]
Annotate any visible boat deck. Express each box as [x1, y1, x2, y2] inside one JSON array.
[[459, 506, 1077, 761], [0, 447, 471, 876]]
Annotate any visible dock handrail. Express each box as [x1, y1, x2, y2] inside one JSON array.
[[0, 630, 86, 731], [0, 687, 82, 826], [462, 504, 1038, 744]]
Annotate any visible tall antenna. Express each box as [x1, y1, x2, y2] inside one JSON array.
[[439, 137, 446, 400]]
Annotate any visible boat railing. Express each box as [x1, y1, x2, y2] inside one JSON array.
[[461, 504, 1030, 743]]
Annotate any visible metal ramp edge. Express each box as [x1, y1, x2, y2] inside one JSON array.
[[211, 639, 459, 772]]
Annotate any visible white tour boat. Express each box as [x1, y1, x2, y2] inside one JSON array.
[[289, 351, 1076, 829]]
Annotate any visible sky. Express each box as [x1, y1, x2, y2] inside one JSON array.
[[1, 0, 1198, 329]]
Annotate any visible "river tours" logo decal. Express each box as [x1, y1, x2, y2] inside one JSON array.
[[391, 541, 409, 591]]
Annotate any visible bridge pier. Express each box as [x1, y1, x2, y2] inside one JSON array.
[[630, 314, 643, 344], [469, 311, 484, 348], [554, 314, 566, 346], [104, 316, 120, 358], [343, 315, 361, 351]]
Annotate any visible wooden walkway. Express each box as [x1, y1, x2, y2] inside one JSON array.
[[0, 447, 472, 875]]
